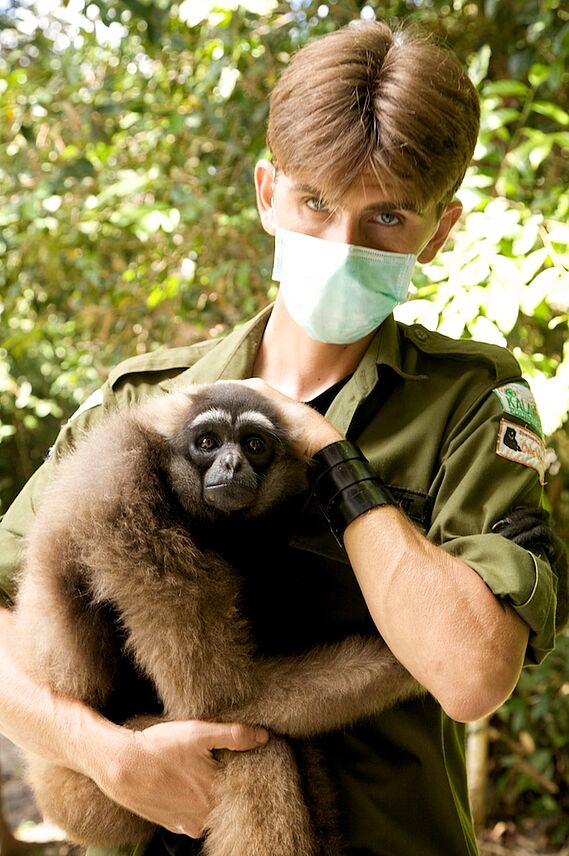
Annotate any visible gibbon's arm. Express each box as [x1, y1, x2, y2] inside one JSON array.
[[0, 607, 268, 838], [229, 635, 422, 737], [240, 378, 530, 724]]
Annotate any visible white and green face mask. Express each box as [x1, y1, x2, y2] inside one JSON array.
[[272, 227, 417, 344]]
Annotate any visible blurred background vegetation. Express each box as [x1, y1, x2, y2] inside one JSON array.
[[0, 0, 568, 850]]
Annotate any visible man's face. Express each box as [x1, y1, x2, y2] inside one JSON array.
[[254, 160, 462, 264]]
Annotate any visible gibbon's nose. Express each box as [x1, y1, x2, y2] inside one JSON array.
[[222, 447, 243, 473]]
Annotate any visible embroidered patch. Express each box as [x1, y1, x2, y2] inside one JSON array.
[[493, 382, 543, 436], [496, 419, 545, 484]]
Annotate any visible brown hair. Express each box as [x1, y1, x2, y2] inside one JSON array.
[[267, 20, 480, 210]]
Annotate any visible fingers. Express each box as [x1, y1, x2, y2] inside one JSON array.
[[215, 378, 343, 456], [195, 721, 270, 752], [93, 719, 270, 839]]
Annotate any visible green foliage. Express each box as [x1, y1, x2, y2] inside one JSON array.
[[1, 0, 567, 509], [0, 0, 282, 497], [488, 629, 569, 845], [0, 0, 568, 843]]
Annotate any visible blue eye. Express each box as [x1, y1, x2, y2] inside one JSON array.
[[306, 197, 328, 212], [375, 212, 400, 226]]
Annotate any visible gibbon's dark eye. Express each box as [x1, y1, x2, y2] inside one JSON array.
[[244, 435, 266, 455], [197, 435, 219, 452]]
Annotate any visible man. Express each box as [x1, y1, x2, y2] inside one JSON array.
[[0, 19, 562, 856]]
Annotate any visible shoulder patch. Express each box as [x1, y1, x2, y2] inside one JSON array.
[[493, 382, 543, 436], [496, 418, 545, 485], [67, 388, 104, 423]]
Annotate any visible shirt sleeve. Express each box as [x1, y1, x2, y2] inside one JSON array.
[[427, 388, 556, 664], [0, 390, 108, 606]]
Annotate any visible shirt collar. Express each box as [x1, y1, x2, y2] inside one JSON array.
[[324, 315, 427, 436], [372, 314, 429, 382]]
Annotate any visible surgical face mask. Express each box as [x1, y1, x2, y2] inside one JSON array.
[[272, 227, 417, 344]]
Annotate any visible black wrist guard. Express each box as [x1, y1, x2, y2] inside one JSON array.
[[308, 441, 396, 544]]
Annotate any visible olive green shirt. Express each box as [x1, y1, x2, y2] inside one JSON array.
[[0, 308, 558, 856]]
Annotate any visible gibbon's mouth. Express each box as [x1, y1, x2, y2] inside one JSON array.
[[204, 482, 257, 511]]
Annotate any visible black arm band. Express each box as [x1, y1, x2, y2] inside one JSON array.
[[308, 441, 396, 543]]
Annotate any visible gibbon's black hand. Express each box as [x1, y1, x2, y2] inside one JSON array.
[[493, 506, 568, 631]]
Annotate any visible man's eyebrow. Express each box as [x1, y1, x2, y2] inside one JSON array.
[[291, 183, 424, 214], [293, 182, 325, 197], [369, 200, 424, 214]]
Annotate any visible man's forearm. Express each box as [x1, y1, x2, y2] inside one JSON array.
[[0, 606, 122, 773], [344, 507, 530, 722]]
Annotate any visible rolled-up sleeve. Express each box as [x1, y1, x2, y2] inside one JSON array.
[[439, 533, 556, 663], [428, 390, 557, 664]]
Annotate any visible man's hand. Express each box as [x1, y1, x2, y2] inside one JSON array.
[[237, 377, 343, 458], [88, 718, 270, 839], [0, 605, 269, 841]]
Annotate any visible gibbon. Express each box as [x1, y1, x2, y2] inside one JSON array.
[[15, 382, 420, 856]]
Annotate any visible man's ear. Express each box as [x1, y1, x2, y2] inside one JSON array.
[[254, 159, 276, 236], [417, 199, 463, 263]]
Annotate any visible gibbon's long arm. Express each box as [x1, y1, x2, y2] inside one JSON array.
[[229, 636, 421, 737]]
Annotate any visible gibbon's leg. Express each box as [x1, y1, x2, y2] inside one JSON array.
[[25, 756, 154, 848], [205, 738, 318, 856], [234, 635, 422, 738], [293, 740, 343, 856]]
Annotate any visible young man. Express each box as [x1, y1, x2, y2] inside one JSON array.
[[0, 20, 561, 856]]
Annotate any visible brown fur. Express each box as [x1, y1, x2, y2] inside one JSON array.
[[15, 384, 420, 855]]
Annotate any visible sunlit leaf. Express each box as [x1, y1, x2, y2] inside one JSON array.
[[529, 139, 554, 169], [547, 224, 569, 245], [520, 249, 549, 284], [545, 270, 569, 313], [484, 107, 521, 131], [528, 63, 551, 87], [521, 267, 562, 314], [468, 43, 491, 86], [531, 101, 569, 126], [469, 316, 508, 346], [512, 219, 540, 256], [485, 278, 520, 334], [394, 299, 440, 330], [483, 80, 529, 98]]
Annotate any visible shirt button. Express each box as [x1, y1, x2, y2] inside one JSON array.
[[414, 328, 429, 342]]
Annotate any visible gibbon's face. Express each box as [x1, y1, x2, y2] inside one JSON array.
[[168, 384, 306, 519]]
